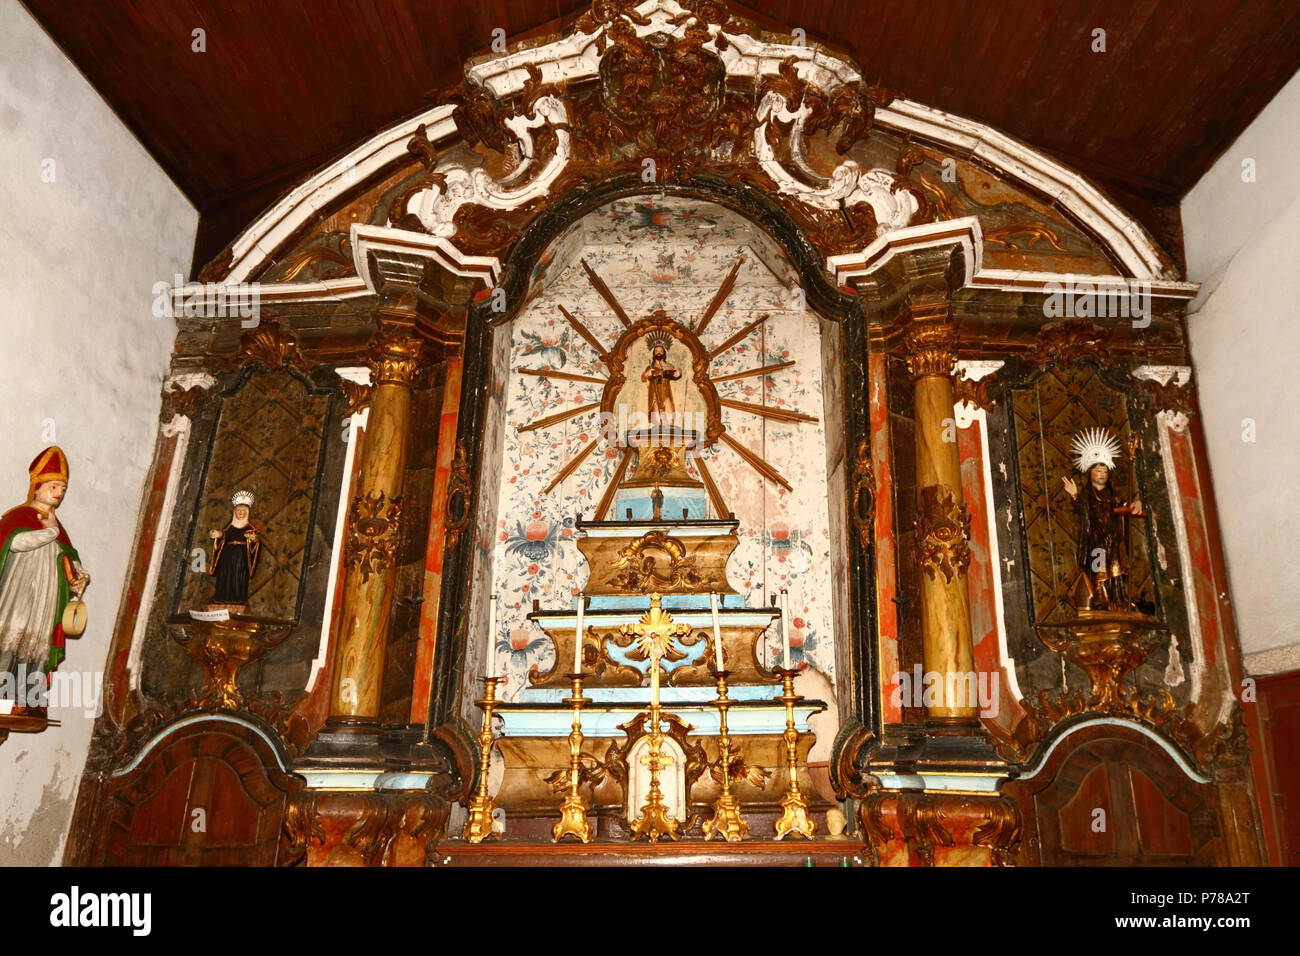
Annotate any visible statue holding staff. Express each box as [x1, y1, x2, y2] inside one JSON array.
[[1060, 428, 1143, 612]]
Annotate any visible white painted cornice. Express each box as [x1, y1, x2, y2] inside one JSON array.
[[208, 0, 1183, 304]]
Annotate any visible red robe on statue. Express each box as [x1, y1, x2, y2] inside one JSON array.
[[0, 505, 80, 674]]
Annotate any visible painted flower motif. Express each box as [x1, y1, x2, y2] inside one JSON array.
[[496, 627, 550, 673], [786, 541, 813, 573], [772, 617, 814, 671], [651, 252, 677, 283], [630, 204, 673, 233], [505, 518, 559, 561], [520, 328, 568, 368]]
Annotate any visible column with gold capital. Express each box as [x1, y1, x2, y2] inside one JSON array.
[[903, 303, 978, 721], [328, 306, 423, 725]]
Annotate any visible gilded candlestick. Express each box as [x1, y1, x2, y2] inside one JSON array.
[[552, 672, 594, 844], [463, 675, 501, 844], [773, 667, 816, 840], [703, 668, 749, 842]]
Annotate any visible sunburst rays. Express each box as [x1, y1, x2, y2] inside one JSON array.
[[517, 255, 819, 504]]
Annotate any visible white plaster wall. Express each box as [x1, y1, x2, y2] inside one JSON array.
[[0, 1, 197, 864], [1183, 69, 1300, 659]]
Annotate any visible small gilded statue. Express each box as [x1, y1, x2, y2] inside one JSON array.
[[1060, 428, 1143, 611], [0, 447, 91, 717], [642, 343, 681, 420], [208, 490, 262, 609]]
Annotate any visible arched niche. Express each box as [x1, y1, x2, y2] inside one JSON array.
[[465, 196, 852, 722]]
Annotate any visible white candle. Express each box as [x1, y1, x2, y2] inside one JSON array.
[[710, 592, 724, 671], [487, 592, 498, 677], [780, 589, 791, 670], [574, 593, 585, 674]]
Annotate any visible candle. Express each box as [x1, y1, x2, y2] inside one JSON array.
[[780, 588, 791, 670], [487, 592, 498, 677], [574, 593, 585, 674], [710, 592, 724, 671]]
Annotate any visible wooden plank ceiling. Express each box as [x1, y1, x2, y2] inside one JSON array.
[[20, 0, 1300, 273]]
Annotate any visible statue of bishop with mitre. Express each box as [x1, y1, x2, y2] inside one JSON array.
[[0, 447, 90, 717]]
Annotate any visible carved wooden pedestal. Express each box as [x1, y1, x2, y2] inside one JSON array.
[[285, 790, 450, 867], [859, 791, 1021, 867], [1036, 611, 1165, 710], [167, 613, 294, 710]]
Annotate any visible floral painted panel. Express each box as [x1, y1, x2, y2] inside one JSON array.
[[485, 198, 836, 701], [461, 323, 513, 723]]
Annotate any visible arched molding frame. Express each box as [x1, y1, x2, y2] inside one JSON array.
[[195, 0, 1193, 306], [177, 0, 1207, 745]]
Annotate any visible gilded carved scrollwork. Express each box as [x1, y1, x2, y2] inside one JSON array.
[[953, 371, 997, 410], [858, 795, 892, 867], [1139, 377, 1194, 418], [709, 740, 771, 790], [544, 754, 609, 795], [346, 491, 402, 582], [571, 16, 745, 183], [984, 681, 1251, 782], [1032, 318, 1113, 368], [861, 791, 1021, 868], [227, 318, 313, 375], [284, 790, 449, 867], [159, 383, 210, 422], [338, 378, 372, 415], [850, 436, 875, 549], [385, 0, 925, 261], [272, 243, 354, 282], [444, 442, 473, 551], [898, 794, 954, 867], [403, 64, 569, 239], [915, 485, 972, 583], [754, 55, 918, 249], [282, 792, 325, 866], [605, 529, 712, 593], [972, 800, 1022, 867]]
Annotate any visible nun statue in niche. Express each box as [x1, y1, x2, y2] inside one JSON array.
[[207, 490, 262, 610]]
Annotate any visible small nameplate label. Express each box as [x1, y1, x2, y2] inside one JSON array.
[[188, 609, 231, 622]]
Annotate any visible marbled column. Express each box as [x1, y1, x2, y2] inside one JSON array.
[[329, 316, 422, 724], [903, 306, 977, 720]]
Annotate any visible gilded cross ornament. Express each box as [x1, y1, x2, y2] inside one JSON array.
[[623, 594, 693, 683], [621, 594, 691, 841]]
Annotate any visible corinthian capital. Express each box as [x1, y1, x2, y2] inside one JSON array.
[[367, 324, 423, 386], [903, 316, 958, 381]]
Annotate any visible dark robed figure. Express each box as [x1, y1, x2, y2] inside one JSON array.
[[1061, 428, 1143, 611], [208, 490, 261, 607]]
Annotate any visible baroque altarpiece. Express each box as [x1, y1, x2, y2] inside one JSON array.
[[57, 0, 1264, 866]]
